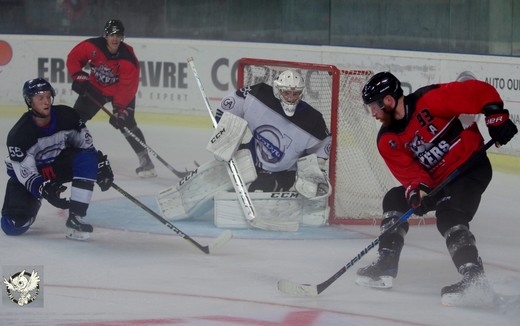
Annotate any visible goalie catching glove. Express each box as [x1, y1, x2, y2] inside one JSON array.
[[294, 154, 331, 200], [206, 111, 248, 162]]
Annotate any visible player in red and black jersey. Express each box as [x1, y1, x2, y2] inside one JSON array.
[[356, 72, 517, 306], [66, 19, 156, 178]]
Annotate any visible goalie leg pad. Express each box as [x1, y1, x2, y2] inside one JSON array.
[[206, 112, 248, 162], [158, 160, 230, 220], [157, 151, 257, 221], [214, 191, 329, 228], [295, 154, 332, 200]]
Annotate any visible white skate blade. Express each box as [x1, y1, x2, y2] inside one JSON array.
[[355, 275, 394, 289], [66, 228, 91, 241]]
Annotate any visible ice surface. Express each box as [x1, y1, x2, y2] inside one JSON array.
[[1, 115, 519, 325]]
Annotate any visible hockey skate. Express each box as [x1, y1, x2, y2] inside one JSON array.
[[66, 213, 93, 241], [136, 151, 157, 178], [356, 248, 400, 289], [441, 259, 494, 307]]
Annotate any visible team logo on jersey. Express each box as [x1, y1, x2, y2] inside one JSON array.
[[92, 64, 119, 86], [221, 96, 235, 110], [407, 132, 450, 169], [253, 125, 286, 163], [3, 269, 40, 306]]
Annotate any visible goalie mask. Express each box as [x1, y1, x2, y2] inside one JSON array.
[[273, 70, 305, 117], [23, 78, 55, 108]]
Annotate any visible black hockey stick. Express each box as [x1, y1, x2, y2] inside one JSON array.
[[277, 139, 495, 296], [84, 92, 196, 179], [110, 182, 232, 254]]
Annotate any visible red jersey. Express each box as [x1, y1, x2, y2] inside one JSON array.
[[377, 79, 502, 191], [66, 37, 140, 109]]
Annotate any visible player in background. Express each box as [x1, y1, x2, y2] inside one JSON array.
[[1, 78, 114, 240], [357, 72, 517, 305], [212, 69, 332, 195], [66, 19, 156, 178]]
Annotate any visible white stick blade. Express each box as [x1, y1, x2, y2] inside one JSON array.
[[277, 279, 318, 296], [209, 229, 233, 252]]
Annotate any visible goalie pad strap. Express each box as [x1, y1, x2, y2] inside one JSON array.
[[206, 112, 248, 162], [294, 154, 331, 200]]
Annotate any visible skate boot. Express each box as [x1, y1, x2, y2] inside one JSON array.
[[136, 150, 157, 178], [441, 258, 493, 307], [356, 248, 400, 289], [66, 213, 93, 241]]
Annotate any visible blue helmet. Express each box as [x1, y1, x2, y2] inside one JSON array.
[[362, 72, 403, 105], [22, 78, 55, 107]]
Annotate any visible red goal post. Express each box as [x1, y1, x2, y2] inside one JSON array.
[[237, 58, 434, 225]]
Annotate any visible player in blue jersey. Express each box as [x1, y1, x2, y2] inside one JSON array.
[[1, 78, 113, 240]]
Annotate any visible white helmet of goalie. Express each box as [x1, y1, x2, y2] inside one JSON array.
[[273, 69, 305, 117]]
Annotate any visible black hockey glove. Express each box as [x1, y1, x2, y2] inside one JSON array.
[[97, 150, 114, 191], [484, 107, 518, 146], [40, 181, 70, 209], [71, 71, 90, 95], [405, 183, 432, 216], [109, 107, 130, 130]]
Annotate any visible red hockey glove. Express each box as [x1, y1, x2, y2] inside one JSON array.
[[109, 107, 130, 130], [484, 108, 518, 146], [71, 71, 90, 95], [405, 183, 431, 216]]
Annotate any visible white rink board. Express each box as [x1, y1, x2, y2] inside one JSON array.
[[0, 35, 519, 154]]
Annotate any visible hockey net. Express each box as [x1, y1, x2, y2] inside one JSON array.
[[238, 58, 433, 225]]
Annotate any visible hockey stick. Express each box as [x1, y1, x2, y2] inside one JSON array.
[[110, 182, 232, 254], [277, 139, 495, 296], [84, 92, 195, 179], [187, 57, 299, 232]]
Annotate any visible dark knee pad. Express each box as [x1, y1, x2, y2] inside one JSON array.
[[379, 211, 408, 251], [444, 224, 479, 268]]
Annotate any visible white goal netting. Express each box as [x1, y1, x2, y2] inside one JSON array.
[[239, 58, 430, 225]]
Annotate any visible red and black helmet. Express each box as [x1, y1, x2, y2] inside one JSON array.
[[362, 71, 403, 105]]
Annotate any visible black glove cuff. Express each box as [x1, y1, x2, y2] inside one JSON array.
[[483, 103, 506, 116]]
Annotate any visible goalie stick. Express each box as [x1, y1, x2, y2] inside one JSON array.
[[110, 182, 232, 254], [187, 57, 299, 232], [84, 91, 197, 179], [277, 139, 495, 296]]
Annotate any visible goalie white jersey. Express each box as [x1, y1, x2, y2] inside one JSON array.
[[217, 83, 331, 172]]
